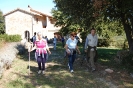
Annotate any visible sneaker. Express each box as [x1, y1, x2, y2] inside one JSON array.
[[70, 70, 74, 73], [42, 71, 45, 74], [38, 70, 41, 74]]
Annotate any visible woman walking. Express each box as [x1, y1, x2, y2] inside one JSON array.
[[29, 32, 51, 74], [64, 32, 81, 73]]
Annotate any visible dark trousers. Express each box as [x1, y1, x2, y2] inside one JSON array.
[[62, 42, 65, 48], [37, 54, 46, 70], [68, 54, 76, 70]]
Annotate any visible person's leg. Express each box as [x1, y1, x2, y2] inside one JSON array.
[[68, 55, 73, 71], [63, 42, 64, 48], [37, 56, 42, 74], [41, 54, 47, 74], [41, 54, 46, 71], [72, 54, 76, 65], [55, 43, 56, 50], [71, 54, 76, 72], [54, 43, 56, 50], [89, 51, 96, 70], [53, 43, 55, 50], [86, 48, 91, 67]]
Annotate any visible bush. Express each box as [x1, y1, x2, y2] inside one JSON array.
[[122, 39, 129, 49], [115, 50, 133, 69], [122, 53, 133, 66], [98, 38, 110, 47], [0, 34, 21, 42]]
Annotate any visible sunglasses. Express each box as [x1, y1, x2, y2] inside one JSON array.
[[72, 35, 76, 37]]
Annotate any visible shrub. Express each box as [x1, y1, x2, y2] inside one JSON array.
[[0, 34, 21, 42], [98, 38, 110, 47], [115, 50, 133, 68], [122, 39, 129, 49], [122, 53, 133, 66]]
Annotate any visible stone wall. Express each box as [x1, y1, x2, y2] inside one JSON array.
[[5, 11, 33, 39]]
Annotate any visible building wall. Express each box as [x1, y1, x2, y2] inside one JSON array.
[[4, 10, 60, 40], [5, 11, 33, 39], [45, 17, 61, 39], [33, 15, 61, 39]]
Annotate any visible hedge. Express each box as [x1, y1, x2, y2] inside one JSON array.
[[0, 34, 21, 42]]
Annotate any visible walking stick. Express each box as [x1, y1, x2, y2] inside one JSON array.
[[28, 43, 32, 76], [28, 49, 30, 75]]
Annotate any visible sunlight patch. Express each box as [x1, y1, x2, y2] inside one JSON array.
[[100, 59, 109, 62]]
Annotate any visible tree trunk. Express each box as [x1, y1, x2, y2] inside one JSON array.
[[121, 16, 133, 52]]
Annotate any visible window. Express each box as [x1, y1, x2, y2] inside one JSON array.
[[36, 18, 38, 23], [42, 20, 47, 28]]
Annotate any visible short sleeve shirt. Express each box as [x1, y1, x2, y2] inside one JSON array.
[[66, 38, 78, 49]]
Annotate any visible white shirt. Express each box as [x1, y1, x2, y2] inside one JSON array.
[[85, 34, 98, 49], [66, 38, 78, 49]]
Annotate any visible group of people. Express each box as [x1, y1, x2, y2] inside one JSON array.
[[29, 28, 98, 74]]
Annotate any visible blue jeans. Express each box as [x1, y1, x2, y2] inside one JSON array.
[[53, 43, 56, 50], [68, 54, 76, 70]]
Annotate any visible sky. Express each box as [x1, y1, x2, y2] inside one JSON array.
[[0, 0, 55, 16]]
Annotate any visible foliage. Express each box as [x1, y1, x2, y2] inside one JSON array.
[[115, 50, 133, 71], [0, 34, 21, 42], [95, 17, 124, 39], [51, 9, 81, 36], [52, 0, 125, 41], [0, 10, 5, 34], [52, 0, 95, 36], [122, 53, 133, 67], [98, 38, 110, 47], [102, 0, 133, 51]]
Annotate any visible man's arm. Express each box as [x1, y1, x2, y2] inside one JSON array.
[[95, 35, 98, 47], [85, 36, 88, 50]]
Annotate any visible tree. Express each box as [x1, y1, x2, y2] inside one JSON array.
[[52, 0, 128, 49], [102, 0, 133, 52], [52, 0, 98, 40], [51, 8, 81, 36], [95, 16, 124, 39], [0, 10, 5, 34]]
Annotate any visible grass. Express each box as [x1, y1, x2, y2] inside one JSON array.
[[0, 42, 133, 88], [0, 40, 5, 48], [97, 47, 120, 66]]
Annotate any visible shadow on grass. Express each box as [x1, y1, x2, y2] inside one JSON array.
[[8, 42, 132, 88], [97, 48, 120, 67], [8, 61, 110, 88]]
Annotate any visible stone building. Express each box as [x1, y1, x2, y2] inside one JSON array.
[[3, 6, 60, 41]]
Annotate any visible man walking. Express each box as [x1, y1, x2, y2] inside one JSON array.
[[85, 28, 98, 72]]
